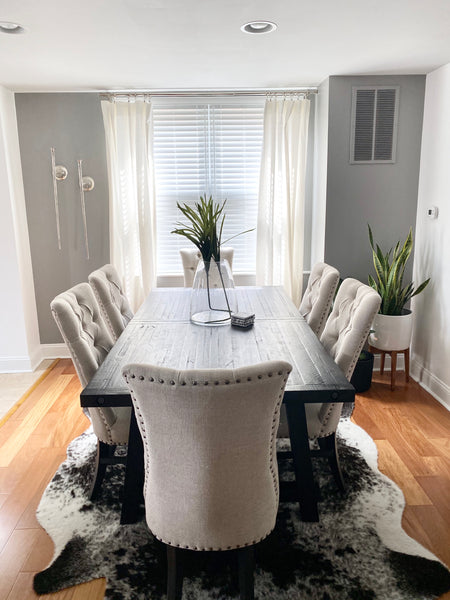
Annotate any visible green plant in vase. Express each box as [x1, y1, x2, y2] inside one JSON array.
[[368, 224, 430, 315], [367, 224, 430, 352], [172, 195, 252, 324]]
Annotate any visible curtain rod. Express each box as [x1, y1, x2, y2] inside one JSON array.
[[99, 87, 317, 101]]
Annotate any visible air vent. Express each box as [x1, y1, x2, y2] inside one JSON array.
[[350, 86, 399, 164]]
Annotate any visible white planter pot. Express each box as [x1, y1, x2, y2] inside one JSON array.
[[369, 310, 413, 351]]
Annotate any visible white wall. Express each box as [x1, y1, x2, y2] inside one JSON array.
[[412, 63, 450, 410], [0, 86, 40, 372]]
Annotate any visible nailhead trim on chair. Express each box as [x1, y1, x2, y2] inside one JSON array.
[[127, 372, 292, 387], [52, 306, 119, 445], [125, 366, 292, 551], [152, 530, 275, 552], [91, 284, 116, 342], [317, 287, 380, 438]]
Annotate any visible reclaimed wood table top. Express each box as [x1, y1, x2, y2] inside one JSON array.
[[81, 286, 354, 408]]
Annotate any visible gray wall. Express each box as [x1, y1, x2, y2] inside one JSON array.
[[15, 83, 424, 344], [15, 93, 109, 343], [324, 75, 426, 283]]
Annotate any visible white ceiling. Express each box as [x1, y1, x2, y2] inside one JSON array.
[[1, 0, 450, 92]]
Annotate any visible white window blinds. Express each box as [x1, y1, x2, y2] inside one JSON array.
[[152, 97, 265, 275]]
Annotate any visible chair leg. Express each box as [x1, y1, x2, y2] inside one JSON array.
[[404, 348, 410, 382], [390, 351, 397, 391], [166, 545, 183, 600], [380, 350, 386, 375], [318, 433, 345, 494], [237, 546, 255, 600], [89, 440, 115, 500]]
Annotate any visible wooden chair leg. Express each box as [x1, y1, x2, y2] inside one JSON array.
[[318, 433, 345, 494], [89, 440, 115, 500], [238, 546, 255, 600], [405, 348, 410, 382], [390, 351, 397, 391], [166, 545, 183, 600], [380, 350, 386, 375]]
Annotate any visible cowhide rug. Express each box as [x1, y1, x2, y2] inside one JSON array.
[[34, 420, 450, 600]]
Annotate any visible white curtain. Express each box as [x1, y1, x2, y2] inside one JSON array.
[[256, 96, 310, 306], [101, 98, 157, 311]]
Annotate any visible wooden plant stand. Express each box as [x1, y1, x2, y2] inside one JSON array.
[[369, 345, 410, 391]]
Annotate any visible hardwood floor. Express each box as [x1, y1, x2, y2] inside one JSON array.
[[0, 359, 449, 599]]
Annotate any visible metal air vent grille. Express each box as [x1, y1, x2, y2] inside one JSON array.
[[350, 86, 399, 164]]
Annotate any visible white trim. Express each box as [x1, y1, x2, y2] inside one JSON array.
[[373, 354, 405, 372], [0, 355, 34, 373], [373, 353, 450, 411], [156, 273, 257, 288], [40, 343, 71, 360], [410, 357, 450, 411], [0, 344, 71, 372]]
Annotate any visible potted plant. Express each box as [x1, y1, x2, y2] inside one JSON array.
[[350, 349, 375, 393], [172, 195, 252, 326], [367, 225, 430, 351]]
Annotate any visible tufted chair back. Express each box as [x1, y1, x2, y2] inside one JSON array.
[[123, 360, 291, 553], [321, 278, 381, 379], [88, 264, 134, 342], [180, 247, 234, 287], [51, 283, 130, 446], [306, 278, 381, 439], [299, 262, 340, 337]]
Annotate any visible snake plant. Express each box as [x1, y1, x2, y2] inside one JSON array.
[[172, 195, 252, 265], [368, 225, 430, 316]]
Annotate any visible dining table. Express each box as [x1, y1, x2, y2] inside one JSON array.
[[81, 286, 355, 524]]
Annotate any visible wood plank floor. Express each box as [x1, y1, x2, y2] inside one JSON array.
[[0, 359, 449, 599]]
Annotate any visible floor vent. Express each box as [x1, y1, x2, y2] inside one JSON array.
[[350, 86, 399, 164]]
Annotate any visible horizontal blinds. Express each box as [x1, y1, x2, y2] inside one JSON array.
[[152, 98, 264, 274]]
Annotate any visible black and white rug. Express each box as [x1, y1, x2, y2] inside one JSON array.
[[34, 420, 450, 600]]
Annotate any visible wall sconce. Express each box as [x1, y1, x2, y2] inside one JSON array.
[[77, 160, 95, 260], [82, 176, 95, 192], [50, 147, 68, 250]]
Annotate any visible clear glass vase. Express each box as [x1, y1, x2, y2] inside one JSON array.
[[190, 259, 237, 326]]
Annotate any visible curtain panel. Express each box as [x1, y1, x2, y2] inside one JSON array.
[[101, 99, 157, 311], [256, 96, 310, 306]]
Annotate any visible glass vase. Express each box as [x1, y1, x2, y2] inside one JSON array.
[[190, 259, 237, 326]]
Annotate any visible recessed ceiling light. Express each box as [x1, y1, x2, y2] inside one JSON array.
[[0, 21, 25, 34], [241, 21, 277, 35]]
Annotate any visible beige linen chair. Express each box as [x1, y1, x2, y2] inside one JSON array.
[[299, 262, 340, 337], [51, 282, 131, 499], [280, 278, 381, 491], [88, 264, 133, 342], [123, 360, 292, 600], [179, 246, 234, 287]]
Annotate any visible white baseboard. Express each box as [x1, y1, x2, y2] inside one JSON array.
[[0, 355, 34, 373], [40, 344, 71, 360], [373, 354, 405, 371], [372, 353, 449, 411], [410, 357, 450, 411], [0, 344, 70, 373]]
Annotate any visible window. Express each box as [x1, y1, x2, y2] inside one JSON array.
[[152, 97, 265, 275]]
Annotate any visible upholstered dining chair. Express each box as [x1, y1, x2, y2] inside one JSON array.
[[299, 262, 340, 337], [51, 282, 131, 499], [179, 246, 234, 287], [279, 278, 381, 492], [88, 264, 134, 342], [122, 360, 292, 600]]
